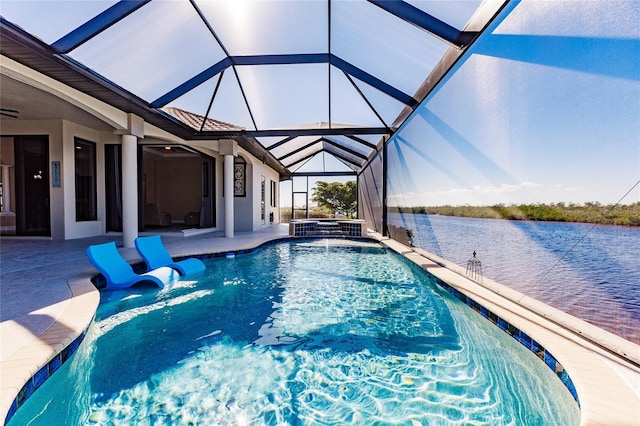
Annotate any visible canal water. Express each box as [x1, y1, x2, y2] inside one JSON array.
[[388, 213, 640, 344]]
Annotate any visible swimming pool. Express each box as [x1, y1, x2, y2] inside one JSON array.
[[9, 239, 579, 425]]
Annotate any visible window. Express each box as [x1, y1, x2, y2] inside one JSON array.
[[234, 156, 246, 197], [270, 180, 277, 207], [261, 176, 266, 223], [75, 138, 97, 221]]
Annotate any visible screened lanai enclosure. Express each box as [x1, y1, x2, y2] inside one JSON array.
[[1, 0, 639, 344]]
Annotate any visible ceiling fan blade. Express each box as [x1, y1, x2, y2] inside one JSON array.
[[0, 108, 19, 118]]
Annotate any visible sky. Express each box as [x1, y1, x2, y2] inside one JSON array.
[[1, 0, 638, 208], [385, 0, 640, 207]]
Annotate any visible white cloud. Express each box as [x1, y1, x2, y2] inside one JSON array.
[[521, 181, 544, 188], [389, 181, 586, 207]]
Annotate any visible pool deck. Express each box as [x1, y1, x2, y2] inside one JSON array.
[[1, 227, 639, 425]]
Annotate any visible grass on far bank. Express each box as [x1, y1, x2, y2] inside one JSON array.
[[390, 202, 640, 226], [279, 207, 353, 223]]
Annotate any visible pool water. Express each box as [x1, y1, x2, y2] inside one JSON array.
[[10, 240, 579, 425]]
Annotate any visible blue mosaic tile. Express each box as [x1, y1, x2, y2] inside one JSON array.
[[6, 399, 18, 423], [48, 354, 62, 375], [17, 379, 33, 405], [563, 374, 579, 403], [33, 365, 49, 388], [545, 351, 557, 372], [497, 317, 508, 331], [478, 304, 488, 318], [558, 367, 569, 383], [531, 340, 544, 358], [61, 345, 72, 363], [339, 223, 363, 236], [69, 336, 81, 352], [513, 329, 531, 350], [519, 332, 532, 350]]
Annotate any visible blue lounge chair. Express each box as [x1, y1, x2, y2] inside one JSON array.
[[135, 235, 206, 276], [86, 241, 178, 289]]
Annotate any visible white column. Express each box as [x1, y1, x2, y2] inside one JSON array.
[[121, 134, 138, 248], [224, 154, 234, 238], [1, 165, 13, 213]]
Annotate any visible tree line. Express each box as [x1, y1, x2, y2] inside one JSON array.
[[389, 202, 640, 226], [311, 181, 357, 218]]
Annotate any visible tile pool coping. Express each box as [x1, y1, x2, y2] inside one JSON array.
[[2, 234, 639, 425]]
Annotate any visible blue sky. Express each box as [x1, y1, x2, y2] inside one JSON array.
[[386, 0, 640, 207], [2, 0, 638, 207]]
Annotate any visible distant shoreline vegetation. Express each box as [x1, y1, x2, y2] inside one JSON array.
[[390, 202, 640, 226]]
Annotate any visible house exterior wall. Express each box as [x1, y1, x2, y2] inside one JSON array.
[[0, 114, 281, 239], [61, 120, 118, 240], [252, 161, 280, 230], [1, 58, 280, 240], [231, 151, 281, 232], [234, 154, 253, 232]]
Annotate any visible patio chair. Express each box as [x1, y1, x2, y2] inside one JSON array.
[[86, 241, 178, 289], [135, 235, 206, 276]]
